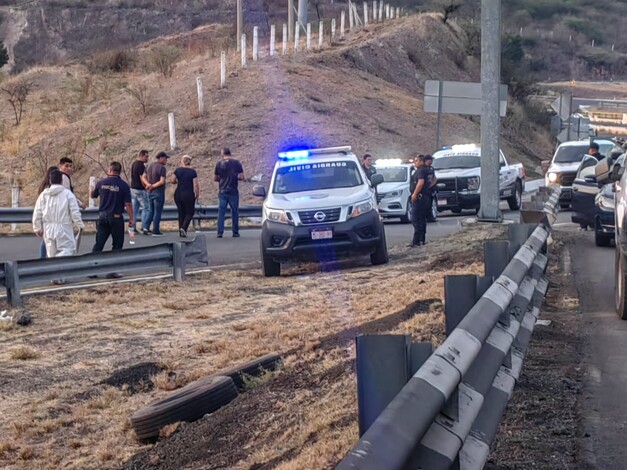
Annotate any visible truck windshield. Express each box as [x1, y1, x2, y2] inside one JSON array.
[[432, 155, 481, 170], [273, 161, 364, 194], [376, 167, 408, 182], [554, 143, 613, 163]]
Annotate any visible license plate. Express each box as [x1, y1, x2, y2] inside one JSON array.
[[311, 229, 333, 240], [438, 198, 447, 206]]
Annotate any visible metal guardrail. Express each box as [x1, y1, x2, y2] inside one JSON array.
[[0, 235, 209, 306], [0, 205, 263, 224], [338, 188, 560, 470]]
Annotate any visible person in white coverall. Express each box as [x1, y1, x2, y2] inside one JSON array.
[[32, 170, 84, 257]]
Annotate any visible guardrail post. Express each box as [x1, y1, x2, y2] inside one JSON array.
[[356, 335, 432, 437], [484, 240, 510, 279], [172, 242, 186, 282], [444, 275, 477, 336], [5, 261, 21, 307]]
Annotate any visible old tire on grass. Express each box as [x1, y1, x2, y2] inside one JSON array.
[[213, 352, 282, 390], [131, 375, 238, 440]]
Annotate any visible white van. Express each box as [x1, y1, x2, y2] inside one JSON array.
[[253, 146, 388, 276]]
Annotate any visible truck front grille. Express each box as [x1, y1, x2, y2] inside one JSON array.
[[298, 208, 341, 225], [559, 172, 577, 187]]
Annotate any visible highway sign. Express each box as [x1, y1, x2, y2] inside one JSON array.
[[424, 80, 508, 117]]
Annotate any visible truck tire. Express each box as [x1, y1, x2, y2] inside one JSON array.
[[212, 353, 282, 390], [261, 241, 280, 277], [616, 248, 627, 320], [428, 197, 438, 223], [507, 181, 522, 211], [131, 376, 238, 440], [400, 198, 411, 224], [371, 226, 389, 266]]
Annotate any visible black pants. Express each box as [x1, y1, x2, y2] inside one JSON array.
[[174, 191, 196, 232], [92, 216, 125, 252], [411, 196, 430, 245]]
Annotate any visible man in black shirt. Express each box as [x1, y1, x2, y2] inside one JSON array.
[[408, 155, 432, 247], [214, 147, 244, 238], [361, 154, 377, 182], [423, 154, 437, 222], [588, 142, 605, 161], [143, 151, 169, 236], [130, 150, 149, 233], [91, 161, 133, 252]]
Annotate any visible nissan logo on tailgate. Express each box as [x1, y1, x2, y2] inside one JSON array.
[[314, 211, 326, 222]]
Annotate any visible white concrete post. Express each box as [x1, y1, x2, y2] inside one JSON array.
[[220, 51, 226, 88], [331, 18, 336, 40], [282, 24, 288, 54], [364, 2, 368, 26], [88, 177, 96, 208], [196, 77, 204, 115], [519, 27, 523, 35], [379, 1, 383, 21], [10, 180, 19, 232], [396, 7, 400, 18], [349, 6, 354, 29], [270, 24, 276, 56], [318, 21, 324, 47], [241, 34, 247, 68], [390, 5, 394, 19], [373, 1, 377, 22], [592, 39, 595, 47], [253, 26, 259, 61], [295, 23, 300, 51], [168, 112, 176, 150], [612, 44, 615, 52], [306, 23, 312, 50], [341, 11, 346, 38]]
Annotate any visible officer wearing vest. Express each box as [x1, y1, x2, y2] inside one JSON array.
[[91, 161, 133, 252], [408, 155, 434, 246]]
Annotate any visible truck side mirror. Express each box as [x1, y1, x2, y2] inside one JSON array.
[[252, 185, 267, 197], [371, 174, 384, 186]]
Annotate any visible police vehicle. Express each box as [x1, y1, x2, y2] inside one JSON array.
[[373, 159, 438, 223], [432, 144, 525, 214], [253, 146, 388, 276]]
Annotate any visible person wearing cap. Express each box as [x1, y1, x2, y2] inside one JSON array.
[[407, 155, 432, 247], [170, 154, 199, 238], [588, 142, 605, 161], [142, 151, 169, 236], [214, 147, 244, 238], [90, 161, 133, 252]]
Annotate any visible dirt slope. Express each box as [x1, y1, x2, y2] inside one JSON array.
[[0, 14, 552, 208]]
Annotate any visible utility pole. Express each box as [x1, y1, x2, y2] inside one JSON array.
[[288, 0, 294, 41], [298, 0, 308, 32], [237, 0, 243, 51], [478, 0, 502, 222]]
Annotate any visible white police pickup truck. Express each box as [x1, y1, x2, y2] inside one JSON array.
[[432, 144, 526, 214], [252, 146, 388, 277]]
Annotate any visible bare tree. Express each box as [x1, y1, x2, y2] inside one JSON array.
[[126, 83, 150, 117], [2, 79, 32, 126], [435, 0, 463, 24], [149, 45, 182, 78]]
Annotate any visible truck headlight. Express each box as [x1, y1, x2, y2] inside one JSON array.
[[548, 172, 558, 183], [264, 207, 292, 224], [466, 176, 480, 191], [349, 200, 374, 219], [384, 191, 401, 198]]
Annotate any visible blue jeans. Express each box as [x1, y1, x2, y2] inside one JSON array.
[[131, 188, 148, 231], [217, 192, 239, 235], [145, 191, 165, 234], [40, 239, 47, 258]]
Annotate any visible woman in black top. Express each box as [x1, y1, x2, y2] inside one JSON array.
[[170, 155, 199, 237]]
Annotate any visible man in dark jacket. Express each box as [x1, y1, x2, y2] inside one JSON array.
[[215, 147, 244, 238], [361, 154, 377, 182]]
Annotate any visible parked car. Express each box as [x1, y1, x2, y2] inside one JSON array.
[[545, 139, 614, 209], [431, 144, 525, 214], [373, 159, 438, 223], [253, 146, 388, 277]]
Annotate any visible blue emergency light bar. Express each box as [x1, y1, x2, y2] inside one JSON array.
[[278, 150, 310, 160]]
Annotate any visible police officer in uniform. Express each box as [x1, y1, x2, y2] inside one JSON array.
[[423, 154, 438, 222], [408, 155, 433, 246], [91, 161, 133, 252]]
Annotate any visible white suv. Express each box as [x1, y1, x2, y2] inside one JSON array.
[[253, 146, 388, 276]]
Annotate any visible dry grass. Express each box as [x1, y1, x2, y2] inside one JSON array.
[[8, 345, 40, 360]]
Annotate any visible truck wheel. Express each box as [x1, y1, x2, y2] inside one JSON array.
[[400, 198, 411, 224], [371, 226, 389, 266], [507, 181, 522, 210], [616, 249, 627, 320], [428, 197, 438, 223], [261, 242, 280, 277]]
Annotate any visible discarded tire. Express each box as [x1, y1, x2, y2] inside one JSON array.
[[213, 353, 282, 390], [131, 375, 237, 440]]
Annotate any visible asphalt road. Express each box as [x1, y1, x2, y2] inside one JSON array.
[[0, 204, 522, 265], [571, 230, 627, 467]]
